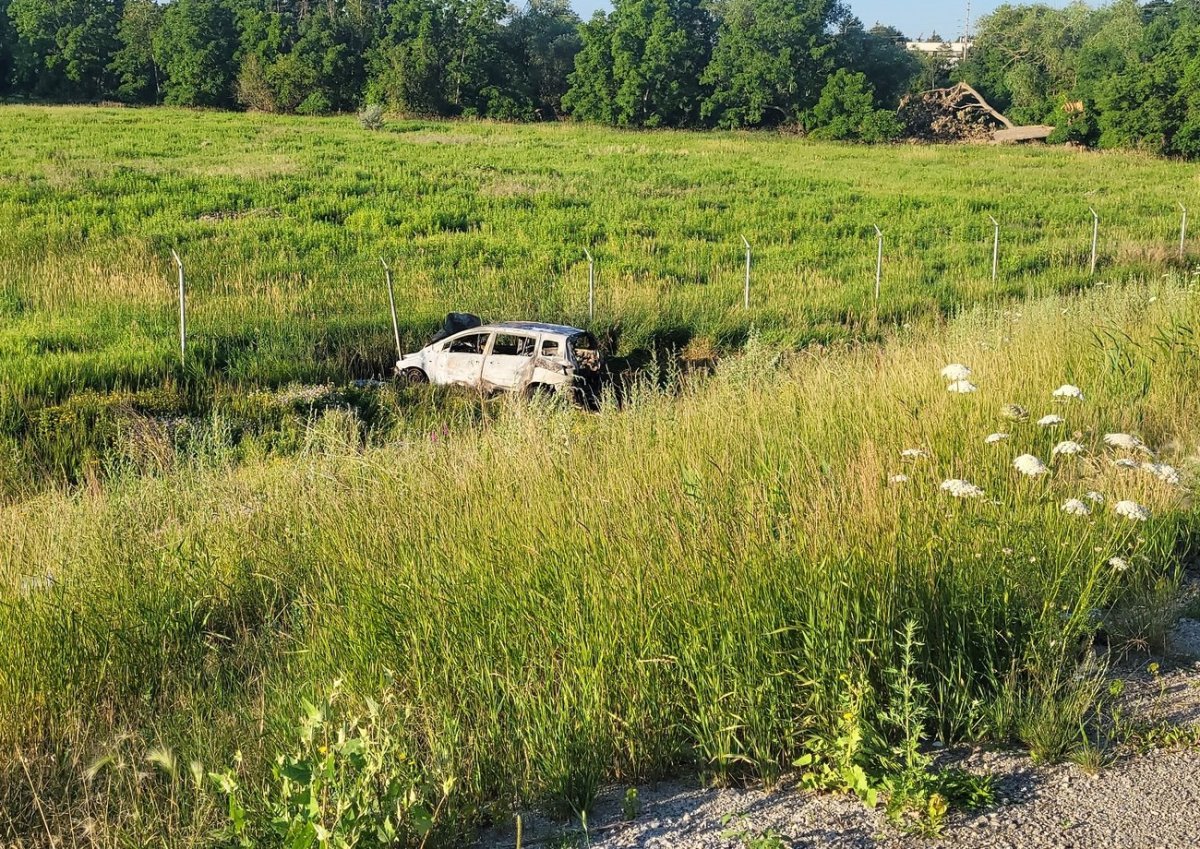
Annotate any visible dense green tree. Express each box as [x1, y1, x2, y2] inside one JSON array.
[[109, 0, 160, 103], [835, 20, 921, 107], [809, 66, 901, 139], [368, 0, 447, 113], [155, 0, 238, 106], [957, 2, 1098, 123], [7, 0, 119, 98], [444, 0, 507, 114], [565, 0, 713, 127], [701, 0, 845, 128], [0, 0, 14, 94], [561, 11, 617, 122], [503, 0, 581, 118]]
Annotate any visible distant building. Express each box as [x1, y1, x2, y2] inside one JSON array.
[[905, 40, 973, 65]]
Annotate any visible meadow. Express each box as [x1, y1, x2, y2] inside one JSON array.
[[2, 107, 1200, 846], [0, 105, 1197, 499]]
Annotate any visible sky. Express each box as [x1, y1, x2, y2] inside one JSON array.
[[568, 1, 1075, 42]]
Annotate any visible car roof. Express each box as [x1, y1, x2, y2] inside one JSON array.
[[484, 321, 588, 336]]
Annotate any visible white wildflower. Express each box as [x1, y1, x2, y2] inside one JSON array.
[[1108, 556, 1130, 572], [1086, 491, 1105, 504], [1113, 500, 1151, 521], [1140, 462, 1181, 485], [941, 479, 985, 499], [1052, 384, 1085, 400], [947, 380, 978, 394], [1103, 432, 1149, 453], [1112, 458, 1139, 470], [1013, 454, 1048, 477], [1000, 404, 1029, 421], [1062, 499, 1092, 516], [985, 433, 1009, 445], [1038, 414, 1065, 427], [941, 363, 972, 381], [1052, 440, 1085, 456], [900, 448, 929, 460], [889, 474, 909, 485]]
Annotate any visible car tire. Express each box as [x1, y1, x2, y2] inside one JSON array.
[[399, 367, 428, 385]]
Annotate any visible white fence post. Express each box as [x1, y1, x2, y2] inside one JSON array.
[[584, 248, 595, 322], [873, 225, 883, 308], [1180, 203, 1189, 260], [741, 236, 751, 310], [381, 257, 402, 364], [988, 215, 999, 283], [170, 249, 186, 366], [1089, 207, 1099, 277]]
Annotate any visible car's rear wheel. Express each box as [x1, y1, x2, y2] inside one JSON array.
[[399, 367, 428, 385]]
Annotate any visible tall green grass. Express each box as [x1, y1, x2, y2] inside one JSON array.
[[2, 277, 1197, 844], [1, 107, 1198, 500]]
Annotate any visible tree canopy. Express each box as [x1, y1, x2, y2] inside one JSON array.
[[0, 0, 1199, 157]]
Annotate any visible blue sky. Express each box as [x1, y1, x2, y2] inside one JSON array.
[[568, 1, 1074, 41]]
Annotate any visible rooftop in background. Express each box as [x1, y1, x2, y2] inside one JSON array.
[[905, 40, 973, 65], [905, 40, 973, 55]]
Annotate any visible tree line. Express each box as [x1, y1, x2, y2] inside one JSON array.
[[1, 0, 1199, 155], [0, 0, 919, 135]]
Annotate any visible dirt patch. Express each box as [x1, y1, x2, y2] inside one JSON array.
[[197, 207, 282, 223]]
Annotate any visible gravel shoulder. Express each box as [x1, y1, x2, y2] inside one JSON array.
[[479, 620, 1200, 849]]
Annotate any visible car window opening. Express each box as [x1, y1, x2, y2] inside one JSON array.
[[569, 333, 602, 372], [493, 334, 535, 357], [449, 333, 489, 354]]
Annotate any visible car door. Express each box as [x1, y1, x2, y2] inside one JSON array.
[[433, 331, 492, 387], [480, 332, 537, 391]]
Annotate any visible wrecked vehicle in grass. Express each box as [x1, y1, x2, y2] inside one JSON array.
[[395, 314, 603, 402]]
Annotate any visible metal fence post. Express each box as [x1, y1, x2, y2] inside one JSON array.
[[170, 249, 186, 366], [584, 248, 595, 322], [381, 257, 402, 364], [873, 225, 883, 308], [988, 215, 999, 283], [1180, 203, 1189, 260], [741, 236, 751, 310], [1089, 207, 1099, 277]]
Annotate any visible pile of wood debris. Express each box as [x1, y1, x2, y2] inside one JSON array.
[[897, 82, 1053, 144]]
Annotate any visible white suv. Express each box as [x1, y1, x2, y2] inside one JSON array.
[[395, 321, 603, 400]]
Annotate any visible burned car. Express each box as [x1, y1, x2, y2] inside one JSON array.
[[395, 316, 603, 401]]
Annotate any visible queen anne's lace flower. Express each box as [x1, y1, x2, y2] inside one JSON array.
[[1052, 384, 1085, 400], [1085, 491, 1105, 504], [1038, 414, 1065, 427], [1013, 454, 1048, 477], [941, 479, 984, 498], [1112, 458, 1139, 470], [1104, 433, 1149, 453], [1062, 498, 1092, 516], [941, 363, 972, 381], [1140, 462, 1181, 485], [947, 380, 978, 394], [985, 433, 1009, 445], [1052, 440, 1085, 456], [889, 474, 909, 485], [1114, 500, 1151, 521], [1109, 556, 1130, 572], [900, 448, 929, 460], [1000, 404, 1029, 421]]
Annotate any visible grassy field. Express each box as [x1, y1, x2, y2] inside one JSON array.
[[4, 276, 1199, 845], [2, 107, 1200, 845], [0, 106, 1198, 500]]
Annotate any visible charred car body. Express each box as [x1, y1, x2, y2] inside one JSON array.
[[396, 314, 603, 402]]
